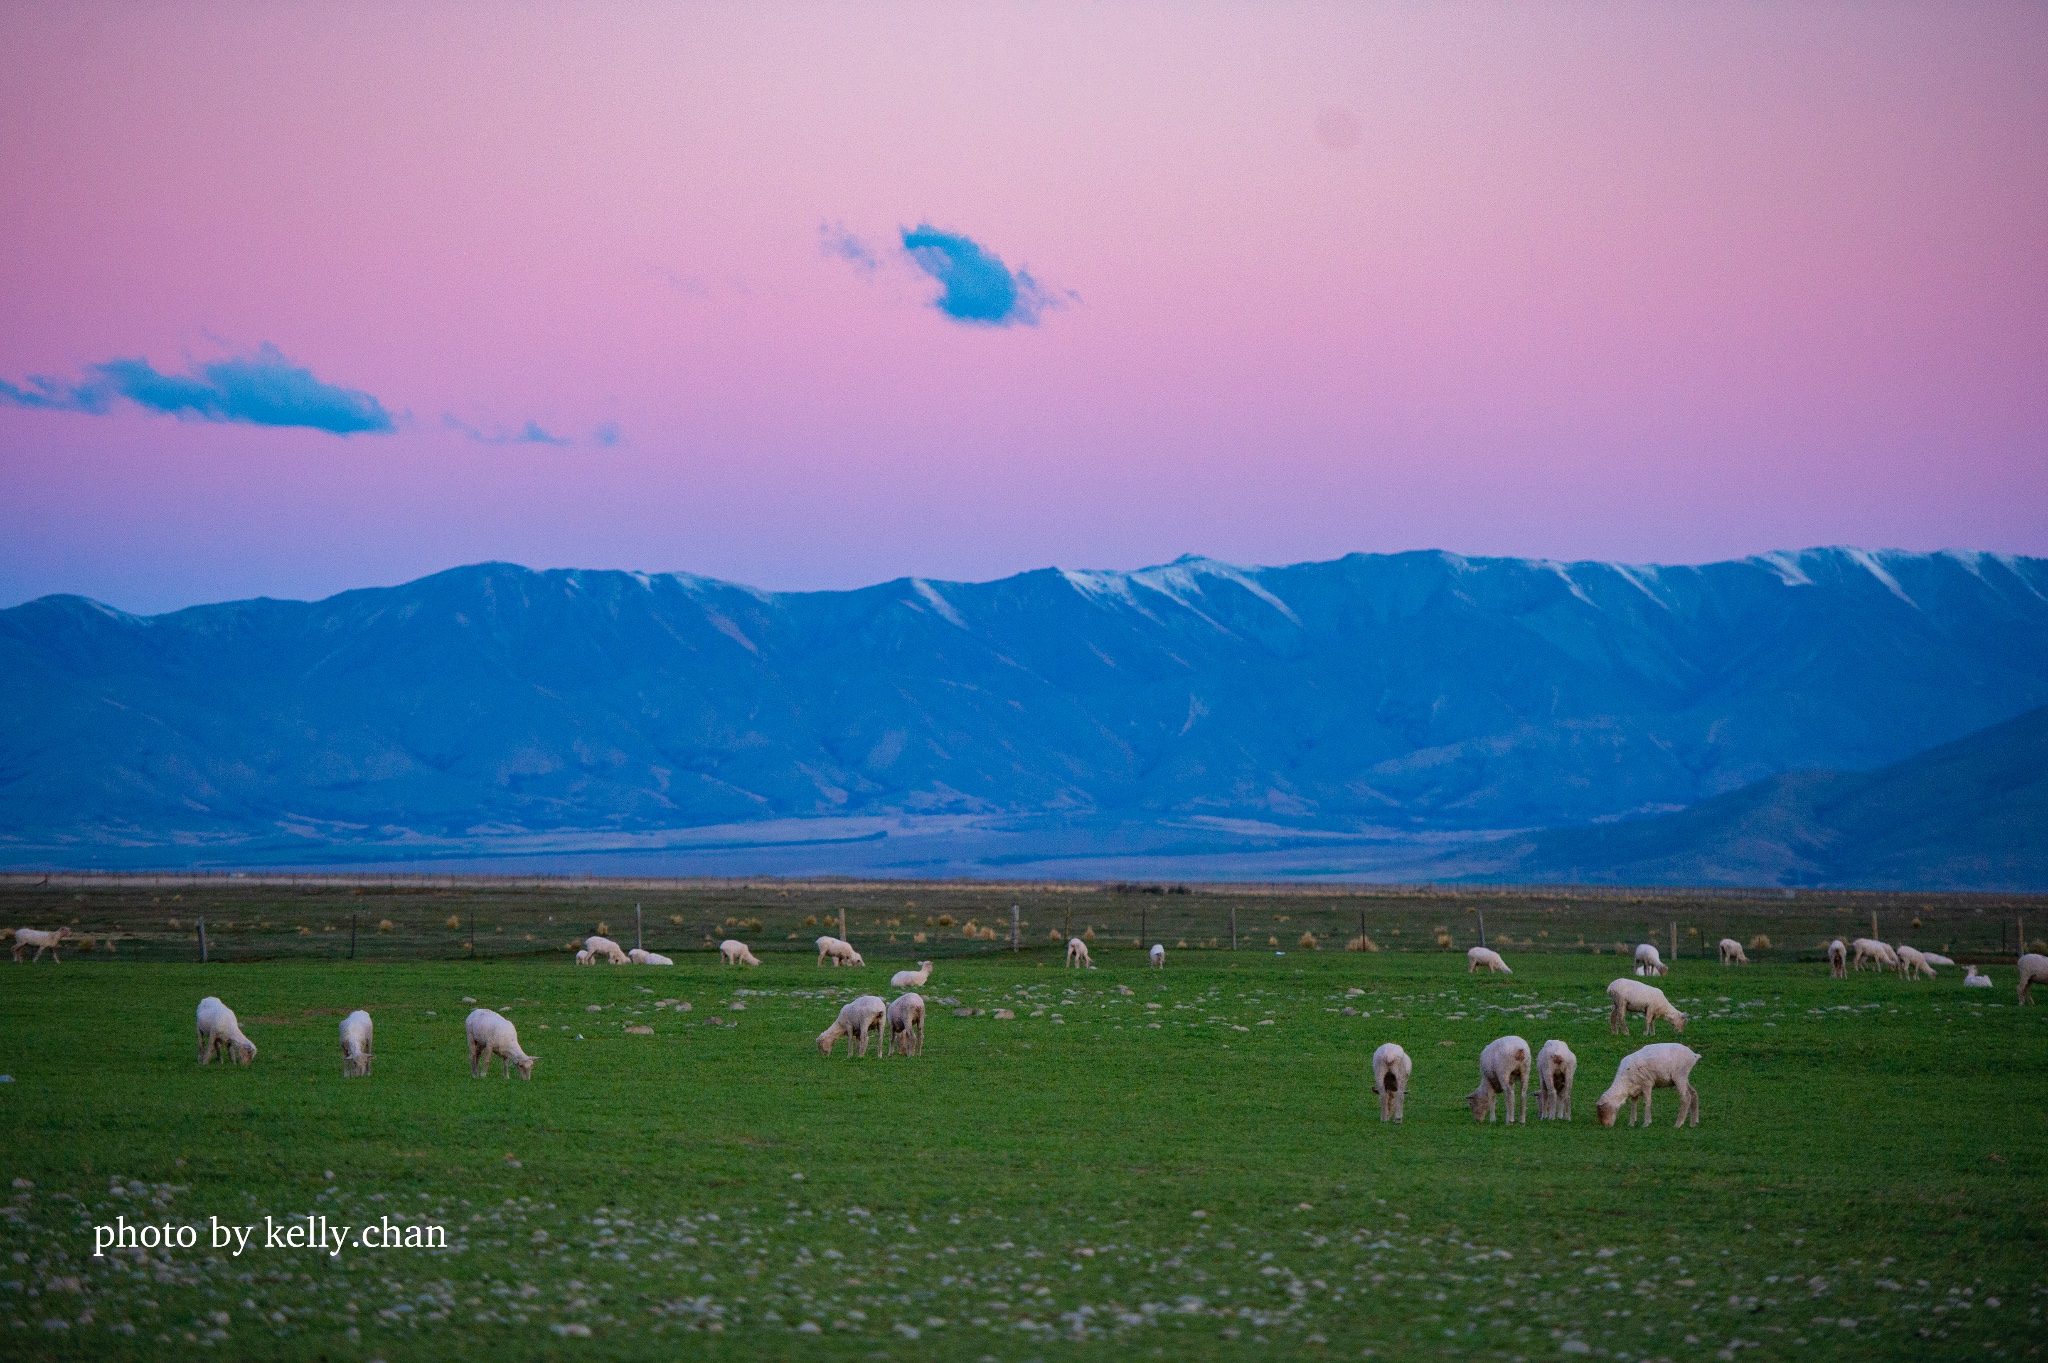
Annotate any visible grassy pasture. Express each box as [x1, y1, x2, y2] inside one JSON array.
[[0, 940, 2043, 1362]]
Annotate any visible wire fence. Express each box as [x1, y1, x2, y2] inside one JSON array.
[[4, 874, 2044, 967]]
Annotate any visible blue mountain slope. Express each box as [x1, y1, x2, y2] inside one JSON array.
[[3, 548, 2046, 863]]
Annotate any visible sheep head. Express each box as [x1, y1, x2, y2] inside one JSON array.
[[231, 1039, 257, 1065], [512, 1055, 536, 1080], [1595, 1098, 1620, 1127]]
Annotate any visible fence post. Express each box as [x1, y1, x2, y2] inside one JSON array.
[[1477, 909, 1487, 950], [1671, 921, 1677, 960], [1140, 903, 1146, 947], [197, 918, 207, 963], [1065, 903, 1072, 941], [1872, 911, 1879, 942], [1358, 907, 1366, 947], [635, 904, 643, 951], [1230, 906, 1237, 952], [350, 913, 357, 961], [469, 915, 476, 958], [839, 906, 846, 941], [1011, 905, 1020, 952]]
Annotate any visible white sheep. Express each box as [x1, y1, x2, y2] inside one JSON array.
[[574, 949, 595, 965], [1150, 943, 1165, 968], [816, 995, 888, 1057], [889, 960, 933, 990], [628, 948, 674, 965], [1827, 939, 1848, 979], [1065, 936, 1092, 968], [2019, 953, 2048, 1005], [339, 1010, 373, 1078], [1632, 943, 1668, 976], [195, 996, 257, 1065], [1535, 1039, 1577, 1121], [584, 935, 629, 964], [1466, 1035, 1531, 1124], [1921, 952, 1955, 968], [465, 1008, 537, 1079], [721, 939, 762, 967], [1466, 946, 1512, 974], [1595, 1042, 1701, 1128], [1851, 938, 1897, 972], [1372, 1042, 1411, 1123], [1717, 938, 1749, 965], [11, 927, 71, 963], [1894, 945, 1935, 980], [1963, 966, 1993, 989], [1607, 978, 1687, 1036], [815, 935, 864, 968], [887, 992, 926, 1057]]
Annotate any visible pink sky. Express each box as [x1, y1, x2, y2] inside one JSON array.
[[2, 4, 2044, 612]]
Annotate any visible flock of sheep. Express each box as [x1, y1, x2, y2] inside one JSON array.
[[15, 923, 2047, 1126]]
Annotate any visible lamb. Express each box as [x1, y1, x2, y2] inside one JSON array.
[[1466, 1035, 1531, 1124], [1371, 1042, 1411, 1123], [574, 949, 595, 965], [1894, 945, 1935, 980], [465, 1008, 537, 1079], [628, 948, 674, 965], [889, 960, 933, 990], [339, 1010, 373, 1078], [1149, 943, 1166, 968], [1466, 946, 1511, 974], [2019, 953, 2048, 1005], [816, 995, 888, 1057], [1963, 966, 1993, 989], [583, 935, 629, 964], [1607, 978, 1687, 1036], [12, 927, 71, 963], [1851, 938, 1897, 972], [195, 996, 257, 1065], [1921, 952, 1955, 967], [887, 992, 926, 1057], [1535, 1039, 1577, 1121], [815, 936, 864, 968], [1632, 943, 1668, 976], [1595, 1042, 1701, 1128], [1828, 939, 1848, 978], [721, 939, 762, 967], [1717, 938, 1749, 965], [1066, 936, 1092, 968]]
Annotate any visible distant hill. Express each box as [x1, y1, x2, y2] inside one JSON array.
[[3, 546, 2047, 875], [1459, 706, 2048, 890]]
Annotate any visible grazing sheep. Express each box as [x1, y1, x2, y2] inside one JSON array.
[[1828, 939, 1848, 978], [1963, 966, 1993, 989], [1632, 943, 1668, 976], [584, 935, 629, 965], [816, 995, 888, 1057], [574, 949, 595, 965], [11, 927, 71, 963], [1607, 978, 1687, 1036], [1717, 938, 1749, 965], [1595, 1043, 1701, 1128], [628, 948, 674, 965], [890, 960, 934, 990], [1066, 936, 1092, 968], [1372, 1042, 1411, 1123], [1466, 946, 1512, 974], [465, 1008, 537, 1079], [1922, 952, 1955, 967], [1851, 938, 1897, 972], [195, 996, 257, 1065], [1535, 1039, 1577, 1121], [1466, 1035, 1532, 1124], [887, 992, 926, 1057], [1894, 945, 1935, 980], [815, 936, 864, 968], [339, 1010, 373, 1078], [1150, 943, 1166, 969], [2019, 953, 2048, 1005], [720, 939, 761, 967]]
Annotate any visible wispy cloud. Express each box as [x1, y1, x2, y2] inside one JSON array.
[[899, 224, 1060, 327], [819, 221, 879, 272], [1, 344, 393, 434], [443, 414, 574, 447]]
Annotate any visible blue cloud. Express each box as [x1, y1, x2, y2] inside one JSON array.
[[0, 344, 393, 435], [443, 414, 574, 447], [820, 221, 879, 272], [899, 224, 1055, 326], [590, 421, 623, 447]]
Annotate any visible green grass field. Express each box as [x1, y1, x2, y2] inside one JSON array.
[[2, 936, 2043, 1361]]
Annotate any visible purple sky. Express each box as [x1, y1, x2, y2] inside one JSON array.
[[2, 4, 2044, 613]]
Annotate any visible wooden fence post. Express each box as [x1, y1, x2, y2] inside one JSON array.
[[1011, 905, 1020, 952], [1230, 906, 1237, 952], [197, 918, 207, 964]]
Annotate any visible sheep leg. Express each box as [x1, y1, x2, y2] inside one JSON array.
[[1609, 1000, 1624, 1034], [198, 1032, 211, 1065], [470, 1040, 485, 1078]]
